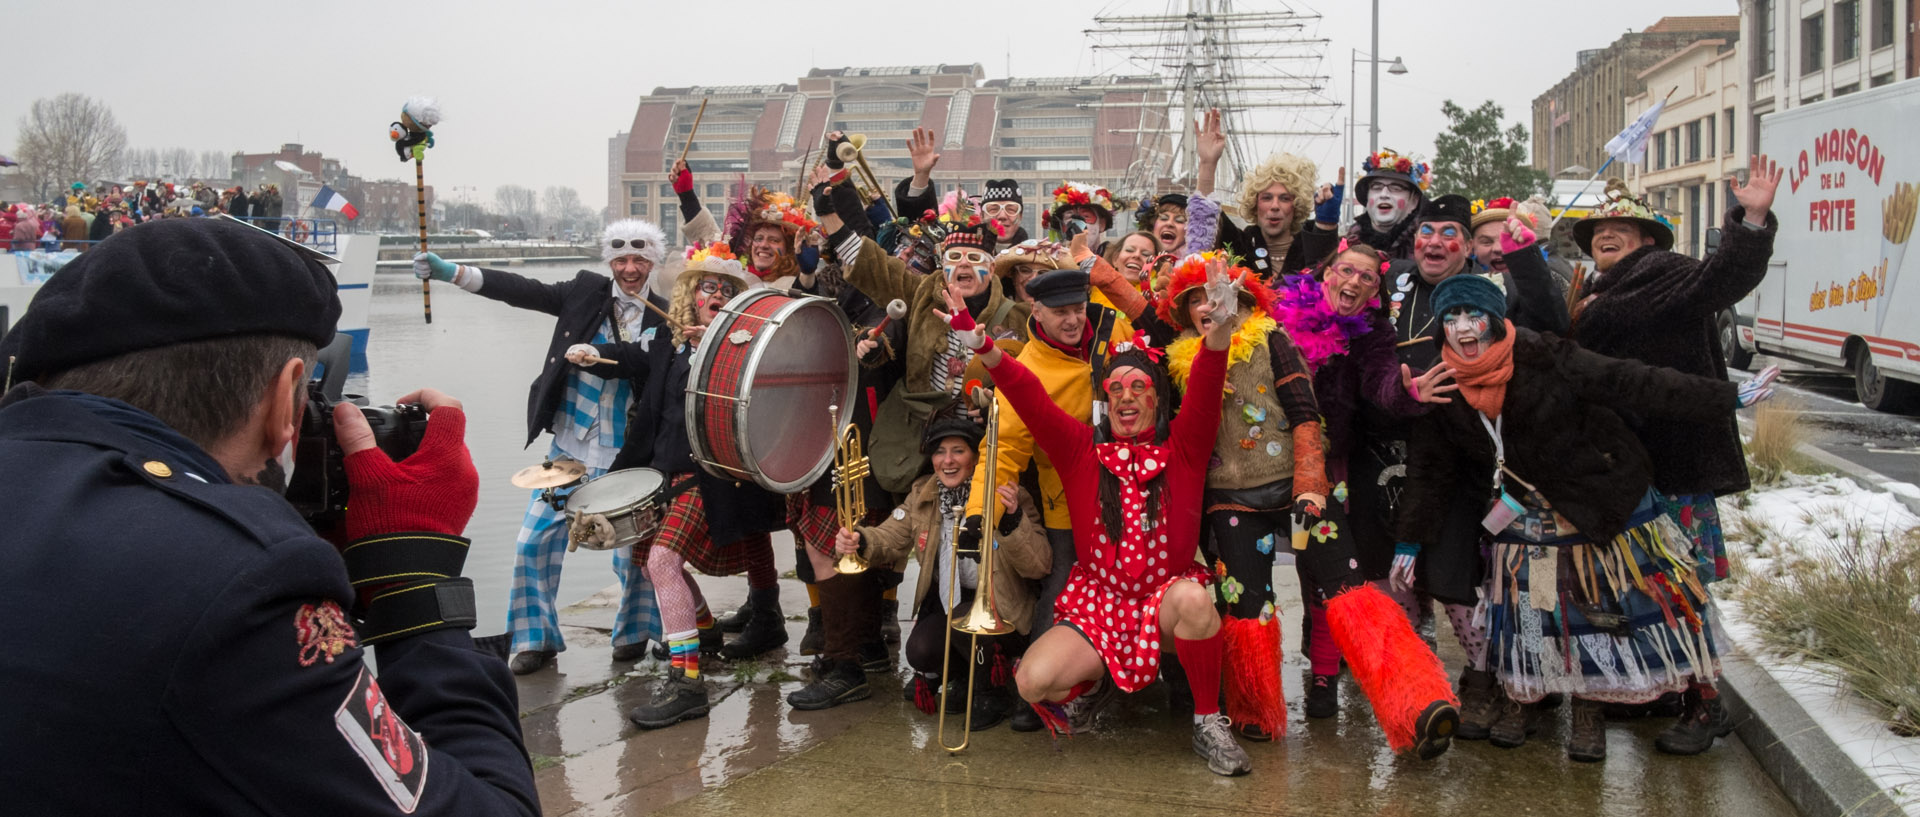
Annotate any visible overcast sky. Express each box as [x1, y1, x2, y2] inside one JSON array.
[[3, 0, 1740, 213]]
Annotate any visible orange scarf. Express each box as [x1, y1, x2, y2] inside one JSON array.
[[1440, 319, 1517, 418]]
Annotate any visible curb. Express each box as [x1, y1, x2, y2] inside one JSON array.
[[1729, 416, 1915, 816], [1718, 644, 1906, 817]]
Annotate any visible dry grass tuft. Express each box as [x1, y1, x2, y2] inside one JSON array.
[[1734, 523, 1920, 736], [1747, 398, 1810, 485]]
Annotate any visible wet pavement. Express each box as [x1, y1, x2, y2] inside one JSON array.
[[516, 535, 1800, 817]]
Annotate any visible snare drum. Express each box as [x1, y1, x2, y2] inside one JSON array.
[[686, 288, 856, 492], [565, 468, 666, 551]]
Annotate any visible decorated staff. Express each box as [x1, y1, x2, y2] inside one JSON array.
[[391, 96, 442, 324]]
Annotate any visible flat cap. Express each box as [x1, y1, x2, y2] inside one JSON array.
[[0, 217, 341, 381], [1023, 268, 1090, 308]]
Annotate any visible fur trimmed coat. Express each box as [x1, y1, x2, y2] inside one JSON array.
[[1572, 207, 1777, 497]]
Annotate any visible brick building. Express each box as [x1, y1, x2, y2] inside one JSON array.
[[612, 64, 1170, 244], [1532, 17, 1742, 178]]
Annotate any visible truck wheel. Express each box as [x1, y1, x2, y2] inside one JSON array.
[[1718, 310, 1753, 370], [1853, 346, 1920, 412]]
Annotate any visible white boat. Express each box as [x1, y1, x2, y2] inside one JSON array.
[[1, 216, 377, 372]]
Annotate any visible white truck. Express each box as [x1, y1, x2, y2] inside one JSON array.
[[1729, 78, 1920, 411]]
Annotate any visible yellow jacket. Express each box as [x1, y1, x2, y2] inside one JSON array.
[[967, 306, 1134, 528]]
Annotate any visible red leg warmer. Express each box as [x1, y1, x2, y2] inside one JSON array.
[[1325, 583, 1458, 753], [1221, 615, 1286, 738]]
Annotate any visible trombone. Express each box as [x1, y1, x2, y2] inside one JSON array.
[[832, 414, 871, 575], [937, 398, 1014, 753], [834, 134, 894, 221]]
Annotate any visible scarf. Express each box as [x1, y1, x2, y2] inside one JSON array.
[[1032, 319, 1093, 362], [1092, 437, 1170, 579], [1165, 312, 1273, 390], [936, 482, 978, 611], [1439, 319, 1517, 419]]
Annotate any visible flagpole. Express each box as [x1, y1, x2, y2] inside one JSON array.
[[1553, 86, 1676, 223], [1551, 156, 1614, 223]]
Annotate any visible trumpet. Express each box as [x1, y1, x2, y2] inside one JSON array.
[[832, 416, 871, 575], [835, 134, 894, 220], [938, 399, 1014, 753]]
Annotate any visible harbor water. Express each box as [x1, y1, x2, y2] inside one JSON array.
[[348, 261, 625, 633]]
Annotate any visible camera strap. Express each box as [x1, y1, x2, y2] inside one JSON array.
[[342, 531, 471, 592], [356, 577, 478, 645]]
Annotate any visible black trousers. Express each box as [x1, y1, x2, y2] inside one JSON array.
[[905, 591, 1025, 680]]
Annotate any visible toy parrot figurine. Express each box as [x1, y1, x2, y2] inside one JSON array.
[[389, 96, 441, 162]]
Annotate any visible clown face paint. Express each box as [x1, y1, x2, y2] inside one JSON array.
[[1414, 222, 1469, 285], [1367, 180, 1416, 229], [1320, 251, 1383, 315], [1104, 366, 1158, 438], [1443, 307, 1492, 361], [694, 276, 741, 327], [747, 225, 787, 272], [942, 246, 990, 297], [1152, 205, 1189, 253]]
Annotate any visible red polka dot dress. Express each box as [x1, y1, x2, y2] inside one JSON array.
[[985, 342, 1228, 693]]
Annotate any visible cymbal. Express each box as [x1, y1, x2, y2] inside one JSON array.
[[511, 459, 587, 489]]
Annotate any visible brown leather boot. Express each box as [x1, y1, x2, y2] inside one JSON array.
[[1567, 697, 1608, 763], [1455, 668, 1498, 741]]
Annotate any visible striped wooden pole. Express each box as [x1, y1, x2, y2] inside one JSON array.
[[415, 151, 432, 324]]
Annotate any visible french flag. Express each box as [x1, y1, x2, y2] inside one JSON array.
[[311, 185, 360, 220]]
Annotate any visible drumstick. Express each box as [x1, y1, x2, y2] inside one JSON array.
[[642, 298, 684, 330], [866, 299, 908, 340]]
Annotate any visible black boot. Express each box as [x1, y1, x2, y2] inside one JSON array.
[[1009, 704, 1043, 732], [699, 625, 723, 653], [1455, 668, 1498, 740], [627, 670, 710, 729], [857, 641, 892, 673], [968, 682, 1015, 731], [717, 604, 752, 633], [1654, 687, 1733, 755], [1305, 673, 1339, 719], [799, 606, 824, 656], [879, 597, 901, 646], [787, 659, 872, 711], [610, 642, 648, 662], [510, 649, 556, 675], [720, 586, 788, 660]]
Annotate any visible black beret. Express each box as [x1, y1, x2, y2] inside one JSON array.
[[1024, 268, 1090, 308], [1417, 194, 1473, 231], [0, 217, 342, 381]]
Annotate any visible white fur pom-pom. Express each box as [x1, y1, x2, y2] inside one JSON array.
[[403, 96, 442, 129]]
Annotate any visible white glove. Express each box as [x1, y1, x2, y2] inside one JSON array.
[[565, 344, 600, 365]]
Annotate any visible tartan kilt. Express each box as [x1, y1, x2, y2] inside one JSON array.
[[646, 474, 764, 577], [786, 492, 840, 557]]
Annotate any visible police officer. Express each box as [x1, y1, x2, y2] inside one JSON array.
[[0, 218, 538, 815]]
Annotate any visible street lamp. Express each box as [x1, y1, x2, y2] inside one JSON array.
[[1347, 48, 1408, 229]]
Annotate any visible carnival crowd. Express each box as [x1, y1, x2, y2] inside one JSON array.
[[0, 104, 1789, 813], [405, 111, 1786, 777], [3, 179, 285, 251]]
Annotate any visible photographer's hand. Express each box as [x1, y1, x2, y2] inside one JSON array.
[[332, 389, 479, 541]]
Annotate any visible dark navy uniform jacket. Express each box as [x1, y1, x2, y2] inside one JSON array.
[[0, 386, 538, 815]]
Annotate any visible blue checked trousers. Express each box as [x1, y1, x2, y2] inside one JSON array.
[[506, 445, 662, 653]]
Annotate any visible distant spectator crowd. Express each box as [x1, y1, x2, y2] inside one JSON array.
[[4, 180, 285, 252]]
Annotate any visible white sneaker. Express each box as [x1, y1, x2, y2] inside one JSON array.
[[1192, 713, 1252, 776]]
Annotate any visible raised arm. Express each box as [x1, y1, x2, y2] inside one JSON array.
[[1497, 216, 1570, 335], [1542, 330, 1741, 422]]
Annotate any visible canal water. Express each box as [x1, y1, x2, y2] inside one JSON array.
[[350, 262, 628, 633]]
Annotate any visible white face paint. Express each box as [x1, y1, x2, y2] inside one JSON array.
[[1368, 181, 1416, 229], [1442, 307, 1493, 361]]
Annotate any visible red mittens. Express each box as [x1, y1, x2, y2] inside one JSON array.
[[341, 406, 480, 541]]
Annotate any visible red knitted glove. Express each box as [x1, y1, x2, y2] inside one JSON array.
[[672, 167, 694, 195], [334, 397, 480, 541]]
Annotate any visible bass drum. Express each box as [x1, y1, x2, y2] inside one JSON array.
[[685, 288, 856, 492]]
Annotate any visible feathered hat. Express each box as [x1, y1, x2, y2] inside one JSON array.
[[724, 185, 817, 249], [602, 219, 667, 264], [1573, 178, 1675, 254], [676, 241, 759, 293], [1156, 250, 1275, 331], [1356, 149, 1433, 200]]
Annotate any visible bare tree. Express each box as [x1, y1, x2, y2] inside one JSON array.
[[200, 150, 230, 181], [542, 185, 592, 233], [494, 184, 538, 229], [15, 93, 127, 201]]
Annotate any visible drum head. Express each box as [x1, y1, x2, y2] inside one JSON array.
[[568, 468, 664, 514], [743, 298, 854, 491]]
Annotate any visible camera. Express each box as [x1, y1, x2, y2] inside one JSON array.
[[285, 334, 428, 526], [1063, 217, 1090, 240]]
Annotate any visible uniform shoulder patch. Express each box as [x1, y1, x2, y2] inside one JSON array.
[[295, 601, 358, 667], [336, 668, 429, 813]]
